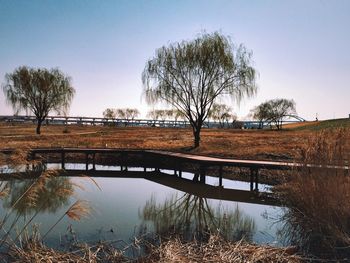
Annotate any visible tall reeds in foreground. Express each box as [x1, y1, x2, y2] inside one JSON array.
[[275, 128, 350, 259], [41, 200, 91, 241], [0, 149, 93, 249]]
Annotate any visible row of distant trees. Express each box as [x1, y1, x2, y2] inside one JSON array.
[[102, 104, 239, 125], [102, 108, 140, 120], [102, 99, 296, 130], [102, 104, 237, 127], [1, 32, 298, 146]]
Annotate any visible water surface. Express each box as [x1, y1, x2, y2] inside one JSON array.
[[0, 169, 284, 253]]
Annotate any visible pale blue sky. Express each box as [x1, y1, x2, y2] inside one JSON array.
[[0, 0, 349, 120]]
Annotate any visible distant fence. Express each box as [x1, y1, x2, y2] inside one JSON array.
[[0, 115, 304, 129]]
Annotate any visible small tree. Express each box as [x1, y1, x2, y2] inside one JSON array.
[[147, 109, 169, 121], [125, 108, 140, 120], [147, 109, 159, 120], [116, 109, 126, 119], [113, 108, 140, 121], [143, 32, 257, 147], [103, 108, 117, 119], [2, 66, 75, 134], [251, 99, 296, 130], [208, 103, 237, 128], [158, 110, 167, 121], [165, 109, 175, 120], [174, 109, 186, 122], [250, 102, 271, 129]]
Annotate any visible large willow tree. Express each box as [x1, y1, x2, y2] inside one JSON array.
[[142, 32, 257, 147], [2, 66, 75, 134]]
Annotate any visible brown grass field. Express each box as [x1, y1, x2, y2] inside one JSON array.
[[0, 122, 317, 161]]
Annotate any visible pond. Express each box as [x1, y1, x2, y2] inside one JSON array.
[[0, 166, 284, 255]]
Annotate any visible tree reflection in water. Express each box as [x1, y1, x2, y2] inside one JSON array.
[[0, 173, 76, 248], [3, 175, 74, 216], [140, 193, 256, 242]]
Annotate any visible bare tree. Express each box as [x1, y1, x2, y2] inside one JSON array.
[[147, 109, 168, 121], [165, 109, 175, 120], [251, 98, 296, 130], [125, 108, 140, 120], [116, 109, 126, 119], [142, 32, 257, 147], [209, 103, 237, 128], [147, 109, 159, 120], [2, 66, 75, 134], [250, 102, 271, 129], [173, 109, 186, 122], [158, 110, 168, 121], [113, 108, 140, 121], [103, 108, 117, 119]]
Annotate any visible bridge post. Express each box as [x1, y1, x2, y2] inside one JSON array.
[[250, 168, 259, 191], [61, 151, 65, 170], [255, 169, 259, 191], [193, 173, 199, 182], [219, 165, 223, 187], [27, 151, 35, 171], [92, 153, 96, 170], [250, 169, 254, 191], [200, 165, 206, 184], [120, 152, 128, 171], [85, 153, 89, 171], [179, 170, 182, 178]]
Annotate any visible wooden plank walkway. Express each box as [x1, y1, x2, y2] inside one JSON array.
[[1, 147, 348, 192]]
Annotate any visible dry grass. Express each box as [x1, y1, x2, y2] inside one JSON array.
[[6, 234, 302, 263], [0, 123, 315, 161], [145, 235, 302, 263], [275, 128, 350, 259], [283, 121, 318, 129], [7, 238, 126, 263]]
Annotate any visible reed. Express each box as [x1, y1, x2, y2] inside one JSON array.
[[41, 200, 91, 241], [275, 128, 350, 259]]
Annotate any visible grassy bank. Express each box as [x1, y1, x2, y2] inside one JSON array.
[[287, 118, 350, 131], [0, 122, 313, 161], [5, 234, 302, 263]]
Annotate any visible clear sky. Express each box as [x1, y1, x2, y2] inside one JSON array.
[[0, 0, 349, 120]]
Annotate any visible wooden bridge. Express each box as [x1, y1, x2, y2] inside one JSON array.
[[0, 147, 297, 188], [1, 147, 348, 206]]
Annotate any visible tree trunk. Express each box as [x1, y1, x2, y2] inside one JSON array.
[[193, 127, 201, 148], [36, 119, 42, 134]]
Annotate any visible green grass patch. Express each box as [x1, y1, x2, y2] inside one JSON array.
[[293, 118, 350, 131]]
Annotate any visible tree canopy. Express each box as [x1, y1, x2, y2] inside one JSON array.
[[251, 98, 296, 129], [2, 66, 75, 134], [142, 32, 257, 147]]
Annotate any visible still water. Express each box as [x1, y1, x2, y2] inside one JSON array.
[[0, 167, 284, 252]]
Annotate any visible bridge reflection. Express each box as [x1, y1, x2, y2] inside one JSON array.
[[60, 169, 280, 206]]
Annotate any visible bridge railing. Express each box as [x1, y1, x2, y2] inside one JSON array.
[[0, 115, 303, 129]]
